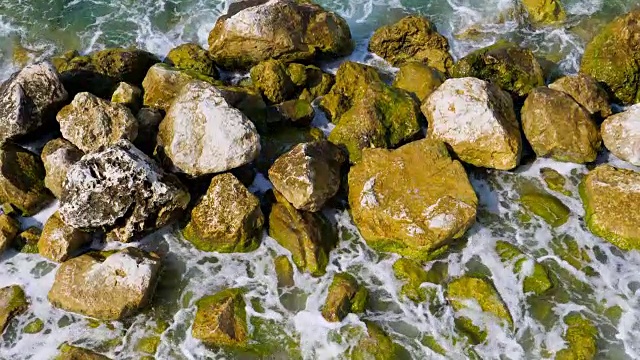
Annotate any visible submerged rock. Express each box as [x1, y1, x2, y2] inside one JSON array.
[[519, 183, 570, 227], [14, 226, 41, 253], [348, 321, 405, 360], [321, 273, 368, 322], [250, 59, 296, 104], [41, 138, 83, 199], [393, 258, 447, 303], [0, 62, 68, 144], [368, 16, 453, 74], [0, 285, 27, 334], [0, 214, 19, 255], [192, 288, 248, 348], [548, 74, 611, 118], [556, 313, 597, 360], [274, 255, 295, 288], [182, 173, 264, 253], [54, 344, 111, 360], [601, 104, 640, 166], [57, 92, 138, 153], [59, 140, 190, 243], [157, 81, 260, 176], [423, 77, 522, 170], [393, 62, 445, 102], [521, 0, 566, 25], [208, 0, 352, 69], [38, 212, 91, 263], [111, 82, 142, 113], [165, 43, 219, 78], [495, 241, 553, 295], [540, 167, 571, 196], [581, 165, 640, 250], [348, 139, 477, 261], [48, 248, 161, 320]]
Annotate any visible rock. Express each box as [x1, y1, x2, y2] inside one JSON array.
[[268, 192, 338, 276], [111, 82, 142, 113], [250, 60, 296, 104], [54, 344, 111, 360], [0, 143, 53, 216], [134, 107, 164, 155], [580, 165, 640, 250], [548, 74, 612, 118], [555, 313, 597, 360], [348, 139, 477, 261], [48, 248, 161, 320], [368, 16, 453, 74], [269, 141, 345, 212], [321, 273, 368, 322], [183, 173, 264, 253], [393, 258, 428, 302], [393, 62, 445, 102], [272, 99, 315, 126], [495, 241, 553, 295], [0, 214, 19, 255], [38, 212, 91, 263], [142, 64, 213, 111], [57, 92, 139, 153], [348, 321, 404, 360], [453, 41, 545, 100], [217, 85, 269, 132], [0, 62, 68, 143], [519, 183, 570, 227], [521, 87, 600, 163], [422, 77, 522, 170], [192, 288, 248, 348], [41, 138, 83, 199], [257, 126, 325, 172], [292, 64, 335, 100], [521, 0, 566, 25], [580, 10, 640, 105], [601, 105, 640, 166], [540, 167, 571, 196], [274, 255, 295, 288], [157, 81, 260, 176], [208, 0, 352, 69], [59, 140, 190, 243], [165, 43, 219, 78], [14, 227, 41, 253], [0, 285, 27, 334], [23, 318, 44, 334]]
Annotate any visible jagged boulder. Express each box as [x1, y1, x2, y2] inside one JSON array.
[[393, 62, 445, 102], [38, 212, 91, 263], [321, 273, 368, 322], [548, 74, 611, 118], [0, 285, 27, 334], [192, 288, 248, 348], [141, 63, 217, 111], [601, 104, 640, 166], [0, 214, 19, 255], [165, 43, 219, 78], [257, 126, 325, 172], [41, 138, 83, 199]]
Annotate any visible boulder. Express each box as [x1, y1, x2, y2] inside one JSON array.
[[601, 104, 640, 166], [274, 255, 295, 288], [14, 227, 41, 253], [0, 285, 28, 334], [48, 248, 161, 320], [288, 64, 335, 100], [41, 138, 83, 199], [0, 143, 53, 216], [0, 62, 68, 143], [393, 62, 445, 102], [38, 212, 92, 263], [521, 87, 600, 163], [165, 43, 218, 78], [580, 165, 640, 250], [0, 214, 19, 255], [142, 64, 213, 111], [453, 41, 545, 100], [348, 139, 477, 261], [272, 99, 315, 126], [217, 85, 269, 132], [548, 74, 611, 118], [521, 0, 566, 25], [495, 241, 553, 295], [422, 77, 522, 170], [269, 141, 345, 212], [59, 140, 190, 243], [54, 344, 111, 360], [134, 107, 164, 155], [183, 173, 263, 253], [257, 126, 325, 172], [207, 0, 352, 69], [57, 92, 139, 153], [321, 273, 368, 322], [110, 82, 142, 112], [368, 16, 453, 74], [157, 81, 260, 176], [250, 59, 296, 104], [580, 10, 640, 105], [348, 321, 404, 360], [192, 288, 248, 348], [556, 313, 597, 360]]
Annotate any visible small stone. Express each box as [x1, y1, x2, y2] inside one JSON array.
[[54, 343, 111, 360], [250, 60, 296, 104], [165, 43, 218, 78], [274, 255, 295, 288], [41, 138, 83, 199], [192, 288, 248, 348], [393, 62, 445, 102], [540, 168, 571, 196], [23, 318, 44, 334], [548, 74, 611, 118], [0, 285, 28, 334], [14, 227, 41, 254], [38, 211, 91, 263], [0, 214, 19, 255], [321, 273, 368, 322], [111, 82, 142, 113], [601, 104, 640, 166]]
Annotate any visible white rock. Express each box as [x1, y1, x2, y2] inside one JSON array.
[[602, 105, 640, 166]]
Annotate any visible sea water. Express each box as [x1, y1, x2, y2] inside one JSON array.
[[1, 0, 640, 359]]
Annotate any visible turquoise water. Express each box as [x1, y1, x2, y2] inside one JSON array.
[[1, 1, 640, 359]]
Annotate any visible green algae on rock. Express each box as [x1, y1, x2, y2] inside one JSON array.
[[521, 0, 566, 25], [272, 99, 315, 126], [250, 59, 296, 104], [23, 318, 44, 334], [257, 126, 325, 172], [555, 313, 597, 360], [274, 255, 295, 288], [495, 241, 553, 295], [110, 82, 142, 113], [393, 62, 445, 102], [41, 138, 83, 199], [54, 343, 111, 360], [540, 168, 571, 196], [348, 321, 405, 360], [14, 226, 41, 253], [548, 74, 611, 119], [38, 211, 91, 263], [550, 235, 596, 276], [0, 213, 19, 255], [580, 165, 640, 251], [135, 335, 161, 355], [165, 43, 219, 78], [392, 258, 447, 303], [322, 272, 368, 322], [518, 183, 570, 227], [0, 284, 28, 334], [192, 288, 248, 348]]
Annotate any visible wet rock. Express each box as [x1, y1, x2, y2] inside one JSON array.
[[291, 64, 335, 100], [453, 41, 545, 100], [272, 99, 315, 126], [134, 107, 164, 155], [548, 74, 611, 118], [274, 255, 295, 288], [208, 0, 352, 69], [556, 313, 597, 360], [23, 318, 44, 334], [348, 139, 477, 261], [165, 43, 218, 78], [250, 59, 296, 104], [192, 288, 248, 348], [157, 81, 260, 176], [268, 192, 337, 276], [48, 248, 161, 320], [257, 126, 325, 172], [519, 183, 570, 227], [423, 77, 521, 170], [41, 138, 83, 199], [540, 168, 571, 196], [321, 273, 368, 322], [580, 10, 640, 105], [521, 0, 566, 25], [0, 285, 28, 334], [38, 212, 92, 263], [580, 165, 640, 250], [368, 16, 453, 74], [0, 143, 53, 216], [54, 344, 111, 360], [348, 321, 404, 360], [495, 241, 553, 295], [57, 92, 138, 153], [111, 82, 142, 113], [601, 104, 640, 166], [142, 64, 214, 111], [59, 140, 190, 243], [183, 173, 263, 253], [393, 62, 445, 102], [393, 258, 428, 303], [14, 226, 41, 253], [521, 87, 600, 163], [0, 62, 67, 144], [0, 214, 19, 255], [269, 141, 345, 212]]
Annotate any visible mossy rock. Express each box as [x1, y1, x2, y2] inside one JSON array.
[[165, 43, 219, 78], [555, 313, 597, 360], [540, 168, 571, 196], [521, 0, 566, 25], [550, 235, 596, 276], [347, 321, 405, 360], [110, 82, 142, 113], [14, 226, 41, 254], [274, 255, 295, 288], [0, 213, 19, 255], [272, 99, 315, 126], [256, 126, 325, 172], [0, 285, 28, 334], [23, 318, 44, 334], [245, 317, 302, 359], [518, 183, 570, 227], [250, 59, 296, 104], [393, 62, 445, 102], [54, 344, 111, 360], [141, 63, 219, 111], [495, 241, 553, 295], [217, 85, 269, 133], [321, 273, 368, 322], [392, 258, 447, 303], [135, 335, 161, 354], [192, 288, 248, 349]]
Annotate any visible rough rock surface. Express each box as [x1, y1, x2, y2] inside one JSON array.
[[111, 82, 142, 112], [393, 62, 445, 102], [208, 0, 352, 69], [580, 165, 640, 250], [165, 43, 219, 78], [192, 288, 248, 348], [348, 139, 478, 261], [601, 105, 640, 166], [59, 140, 190, 243], [257, 126, 325, 172], [521, 87, 600, 163], [14, 227, 41, 254], [57, 92, 138, 153], [0, 214, 19, 255], [422, 77, 522, 170], [348, 321, 403, 360], [41, 138, 83, 199], [521, 0, 566, 25], [321, 273, 368, 322], [272, 99, 315, 126], [141, 64, 217, 111], [38, 211, 91, 263], [0, 62, 68, 143], [548, 74, 611, 118], [0, 285, 28, 334], [54, 344, 111, 360], [250, 59, 295, 104], [556, 313, 598, 360], [182, 173, 264, 253], [368, 16, 453, 74], [157, 81, 260, 176]]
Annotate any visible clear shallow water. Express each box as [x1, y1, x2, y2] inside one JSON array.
[[1, 0, 640, 359]]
